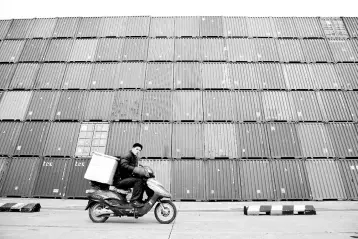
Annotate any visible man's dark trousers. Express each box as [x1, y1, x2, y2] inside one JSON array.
[[115, 177, 144, 202]]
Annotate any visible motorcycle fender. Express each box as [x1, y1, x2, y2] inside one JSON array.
[[85, 200, 96, 211]]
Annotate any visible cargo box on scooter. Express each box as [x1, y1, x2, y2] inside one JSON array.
[[84, 152, 119, 185]]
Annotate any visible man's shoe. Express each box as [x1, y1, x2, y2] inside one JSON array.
[[131, 200, 144, 208]]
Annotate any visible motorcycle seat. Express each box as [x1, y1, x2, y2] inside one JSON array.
[[109, 186, 132, 195]]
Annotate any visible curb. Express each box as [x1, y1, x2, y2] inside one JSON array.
[[0, 203, 41, 212], [244, 205, 316, 215]]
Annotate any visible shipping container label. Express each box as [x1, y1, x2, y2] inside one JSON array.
[[43, 162, 53, 167], [53, 189, 59, 193], [75, 161, 85, 167]]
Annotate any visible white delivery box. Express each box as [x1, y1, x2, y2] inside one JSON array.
[[84, 152, 119, 185]]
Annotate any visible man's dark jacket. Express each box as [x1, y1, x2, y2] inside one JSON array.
[[114, 151, 138, 181]]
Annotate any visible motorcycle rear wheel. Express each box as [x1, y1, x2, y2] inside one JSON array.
[[154, 200, 177, 224], [89, 203, 109, 223]]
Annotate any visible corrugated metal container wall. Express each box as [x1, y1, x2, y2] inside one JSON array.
[[282, 63, 314, 89], [297, 123, 335, 158], [9, 63, 39, 89], [5, 19, 32, 39], [342, 17, 358, 38], [266, 123, 302, 158], [320, 17, 349, 38], [232, 91, 264, 122], [328, 40, 357, 62], [125, 16, 150, 37], [149, 17, 175, 37], [227, 39, 254, 62], [33, 158, 70, 198], [139, 159, 171, 193], [262, 91, 295, 121], [288, 91, 323, 121], [201, 38, 227, 61], [0, 157, 41, 197], [335, 63, 358, 90], [54, 91, 88, 120], [52, 17, 79, 38], [34, 63, 66, 89], [301, 39, 333, 62], [345, 92, 358, 122], [28, 18, 56, 38], [271, 17, 299, 38], [317, 91, 352, 121], [95, 38, 123, 61], [62, 63, 92, 89], [172, 123, 204, 158], [172, 90, 203, 121], [174, 38, 200, 61], [338, 159, 358, 200], [203, 91, 234, 121], [305, 159, 346, 200], [247, 17, 275, 37], [69, 39, 98, 62], [44, 122, 80, 157], [121, 38, 148, 61], [239, 159, 275, 200], [141, 90, 172, 121], [0, 158, 10, 193], [326, 123, 358, 158], [76, 17, 101, 37], [0, 64, 16, 89], [202, 63, 231, 89], [255, 63, 286, 89], [147, 38, 174, 61], [106, 122, 140, 157], [98, 17, 127, 37], [65, 158, 91, 198], [14, 122, 49, 156], [0, 20, 12, 39], [111, 90, 142, 121], [236, 123, 270, 158], [0, 91, 32, 120], [145, 63, 173, 89], [200, 16, 223, 37], [171, 159, 205, 200], [0, 40, 25, 62], [270, 159, 311, 200], [140, 123, 171, 158], [351, 39, 358, 57], [223, 17, 248, 37], [174, 17, 200, 37], [229, 63, 259, 89], [204, 123, 237, 158], [0, 122, 22, 156], [294, 17, 325, 38], [19, 39, 49, 62], [89, 63, 118, 89], [84, 91, 115, 120], [252, 38, 280, 62], [117, 62, 146, 88], [276, 39, 305, 62], [173, 63, 202, 89], [26, 91, 60, 120], [206, 159, 241, 200], [44, 39, 74, 62]]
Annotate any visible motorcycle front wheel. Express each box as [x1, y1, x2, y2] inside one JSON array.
[[154, 200, 177, 224], [89, 203, 109, 223]]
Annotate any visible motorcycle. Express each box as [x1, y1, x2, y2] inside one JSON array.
[[85, 166, 177, 224]]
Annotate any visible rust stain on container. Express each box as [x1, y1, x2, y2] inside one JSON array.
[[121, 38, 149, 61], [84, 91, 115, 120], [174, 38, 200, 61], [305, 159, 346, 200], [10, 63, 39, 89], [326, 123, 358, 157], [282, 63, 314, 90], [255, 63, 286, 89], [276, 39, 305, 62], [204, 123, 237, 159], [0, 20, 12, 39], [172, 90, 203, 121], [19, 39, 49, 62], [44, 39, 74, 62], [98, 17, 127, 37], [294, 17, 325, 38], [345, 92, 358, 122], [338, 159, 358, 200], [0, 40, 25, 62], [335, 63, 358, 90], [106, 122, 140, 157], [202, 63, 231, 89], [76, 17, 101, 38], [0, 122, 23, 156], [75, 123, 109, 157], [247, 17, 275, 37], [147, 38, 174, 61], [111, 90, 142, 121], [252, 38, 279, 62], [262, 91, 295, 121], [316, 91, 352, 121], [203, 91, 234, 121], [145, 63, 173, 89], [288, 91, 323, 121], [44, 122, 80, 157], [140, 122, 171, 158], [172, 123, 203, 158], [239, 159, 275, 200], [139, 159, 171, 193], [272, 17, 299, 38], [227, 39, 253, 62], [343, 17, 358, 38], [1, 157, 41, 197], [205, 159, 241, 200], [320, 17, 349, 38], [174, 17, 200, 37], [26, 91, 60, 120], [223, 17, 248, 37], [0, 91, 32, 120], [65, 158, 91, 198], [297, 123, 335, 158], [0, 64, 16, 89], [171, 159, 205, 200], [201, 38, 227, 61], [142, 90, 172, 121], [89, 63, 118, 89], [6, 19, 33, 39], [232, 91, 264, 121], [270, 159, 311, 200], [229, 63, 259, 89], [55, 91, 88, 120], [95, 38, 123, 61], [69, 39, 98, 62], [62, 63, 92, 89], [28, 18, 56, 38], [125, 16, 150, 37], [33, 158, 70, 198], [150, 17, 175, 37], [34, 63, 65, 89], [301, 39, 333, 62], [174, 63, 202, 89], [117, 62, 146, 88], [328, 40, 357, 62], [200, 16, 223, 37], [52, 17, 79, 38]]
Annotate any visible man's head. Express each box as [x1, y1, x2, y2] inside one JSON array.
[[131, 143, 143, 156]]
